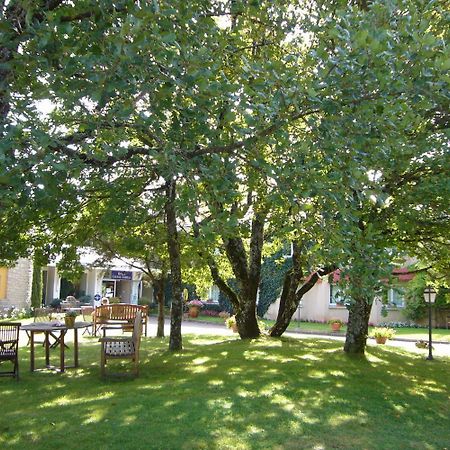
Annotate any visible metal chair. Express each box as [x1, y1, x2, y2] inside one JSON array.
[[99, 312, 143, 377], [0, 322, 21, 380]]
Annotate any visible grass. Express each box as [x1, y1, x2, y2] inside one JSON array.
[[1, 333, 449, 449], [190, 315, 450, 342]]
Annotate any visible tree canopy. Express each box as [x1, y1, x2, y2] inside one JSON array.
[[1, 0, 448, 352]]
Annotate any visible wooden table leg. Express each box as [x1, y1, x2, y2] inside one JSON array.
[[30, 331, 35, 372], [60, 330, 65, 373], [45, 331, 50, 366], [74, 328, 79, 368]]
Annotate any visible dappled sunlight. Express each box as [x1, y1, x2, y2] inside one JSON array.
[[329, 370, 346, 377], [40, 391, 114, 408], [192, 356, 211, 365], [328, 410, 369, 427], [2, 334, 449, 449], [300, 353, 322, 361]]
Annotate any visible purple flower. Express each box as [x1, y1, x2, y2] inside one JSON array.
[[187, 300, 203, 308]]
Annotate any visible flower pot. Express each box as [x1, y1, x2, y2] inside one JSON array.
[[375, 336, 387, 344], [64, 316, 76, 328], [188, 306, 200, 318], [231, 323, 238, 333], [330, 323, 341, 332]]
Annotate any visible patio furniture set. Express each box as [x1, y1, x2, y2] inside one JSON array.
[[0, 304, 147, 380]]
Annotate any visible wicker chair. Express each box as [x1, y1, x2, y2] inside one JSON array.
[[99, 311, 143, 377], [0, 322, 21, 380]]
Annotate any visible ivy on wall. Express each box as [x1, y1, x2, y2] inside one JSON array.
[[218, 279, 238, 314], [216, 250, 291, 317], [257, 250, 292, 317]]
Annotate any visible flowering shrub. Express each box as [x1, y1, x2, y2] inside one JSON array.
[[1, 307, 33, 320], [379, 321, 424, 329], [187, 300, 203, 308], [218, 311, 230, 319], [225, 315, 237, 329], [200, 310, 220, 317], [370, 327, 396, 340], [327, 319, 344, 326]]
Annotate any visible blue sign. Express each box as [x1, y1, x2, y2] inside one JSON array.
[[94, 294, 101, 301], [111, 270, 133, 280]]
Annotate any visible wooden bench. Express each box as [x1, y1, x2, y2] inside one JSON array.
[[93, 304, 148, 337]]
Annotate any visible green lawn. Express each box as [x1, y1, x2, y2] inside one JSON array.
[[191, 315, 450, 342], [1, 334, 449, 449]]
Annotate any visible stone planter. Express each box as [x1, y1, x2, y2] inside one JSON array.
[[64, 316, 76, 328], [330, 323, 342, 332], [188, 306, 200, 318]]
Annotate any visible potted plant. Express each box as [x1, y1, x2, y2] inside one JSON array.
[[64, 310, 78, 328], [225, 315, 238, 333], [187, 300, 203, 318], [327, 318, 344, 332], [370, 327, 395, 344]]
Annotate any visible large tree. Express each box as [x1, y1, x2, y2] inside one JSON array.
[[1, 0, 447, 353]]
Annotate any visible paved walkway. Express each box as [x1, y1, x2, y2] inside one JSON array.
[[149, 317, 450, 358]]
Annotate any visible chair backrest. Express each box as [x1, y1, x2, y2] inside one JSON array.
[[95, 304, 147, 321], [34, 307, 52, 323], [81, 306, 94, 322], [0, 322, 20, 356], [132, 312, 143, 351]]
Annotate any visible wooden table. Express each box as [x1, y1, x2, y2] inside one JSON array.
[[20, 322, 91, 372]]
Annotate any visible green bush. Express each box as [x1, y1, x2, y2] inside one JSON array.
[[78, 295, 92, 304], [50, 298, 62, 309]]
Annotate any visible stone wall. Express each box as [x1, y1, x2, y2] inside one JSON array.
[[1, 259, 33, 310]]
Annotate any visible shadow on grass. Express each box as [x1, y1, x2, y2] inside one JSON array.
[[0, 335, 449, 449]]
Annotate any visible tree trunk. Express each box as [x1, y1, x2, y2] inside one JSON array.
[[165, 179, 183, 351], [155, 278, 165, 338], [222, 212, 266, 339], [344, 297, 372, 354], [236, 298, 260, 338], [270, 264, 337, 337]]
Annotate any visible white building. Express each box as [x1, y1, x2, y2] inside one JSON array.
[[43, 250, 152, 306], [264, 270, 412, 325]]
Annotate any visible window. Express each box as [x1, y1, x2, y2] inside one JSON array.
[[208, 285, 220, 303], [388, 286, 405, 308], [0, 267, 8, 299], [282, 242, 293, 258], [329, 284, 345, 305]]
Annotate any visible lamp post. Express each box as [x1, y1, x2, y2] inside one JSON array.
[[423, 286, 436, 361]]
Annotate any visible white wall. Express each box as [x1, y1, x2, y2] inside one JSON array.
[[264, 279, 408, 325]]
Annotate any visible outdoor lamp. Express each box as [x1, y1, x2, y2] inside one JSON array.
[[423, 286, 436, 361]]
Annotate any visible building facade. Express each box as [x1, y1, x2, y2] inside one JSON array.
[[264, 276, 409, 325], [0, 259, 34, 311], [43, 251, 151, 306]]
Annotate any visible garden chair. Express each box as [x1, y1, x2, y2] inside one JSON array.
[[25, 307, 55, 347], [81, 306, 94, 335], [99, 311, 142, 377], [0, 322, 21, 380]]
